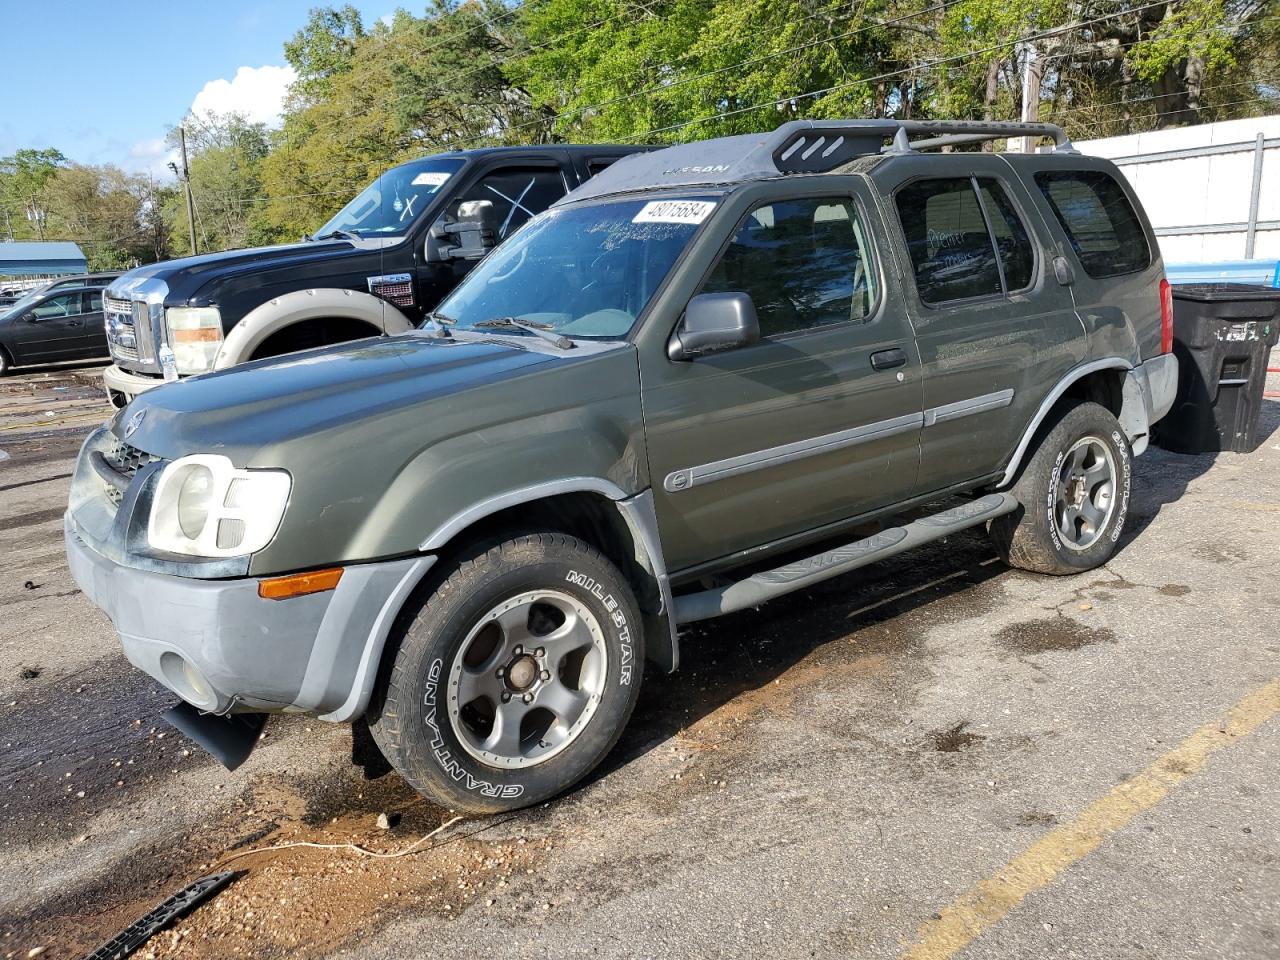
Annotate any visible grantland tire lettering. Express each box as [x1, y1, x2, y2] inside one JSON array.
[[1110, 428, 1132, 544], [1046, 449, 1066, 551], [565, 570, 634, 686], [422, 659, 523, 799]]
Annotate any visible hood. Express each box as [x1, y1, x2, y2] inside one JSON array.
[[111, 238, 372, 305], [115, 332, 563, 461]]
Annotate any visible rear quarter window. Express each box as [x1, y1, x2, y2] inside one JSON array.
[[1034, 170, 1150, 279]]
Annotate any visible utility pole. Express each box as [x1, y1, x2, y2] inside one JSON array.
[[1015, 44, 1043, 154], [25, 201, 46, 241], [179, 125, 197, 256]]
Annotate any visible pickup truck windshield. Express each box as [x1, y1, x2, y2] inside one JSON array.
[[432, 196, 716, 339], [315, 157, 466, 238]]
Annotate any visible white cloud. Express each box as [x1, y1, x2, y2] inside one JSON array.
[[125, 137, 179, 179], [190, 64, 297, 127]]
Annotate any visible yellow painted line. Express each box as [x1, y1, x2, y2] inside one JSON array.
[[904, 677, 1280, 960]]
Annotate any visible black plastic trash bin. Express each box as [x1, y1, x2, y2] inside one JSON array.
[[1157, 283, 1280, 454]]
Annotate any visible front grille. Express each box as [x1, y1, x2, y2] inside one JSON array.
[[104, 297, 156, 363], [102, 439, 161, 505]]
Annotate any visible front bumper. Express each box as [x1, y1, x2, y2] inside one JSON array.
[[66, 512, 434, 721], [103, 363, 166, 408]]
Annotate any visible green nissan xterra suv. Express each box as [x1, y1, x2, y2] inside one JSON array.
[[66, 120, 1178, 812]]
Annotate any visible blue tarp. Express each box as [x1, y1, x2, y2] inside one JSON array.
[[0, 241, 88, 277], [1166, 260, 1280, 287]]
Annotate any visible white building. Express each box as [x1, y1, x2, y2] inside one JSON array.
[[1076, 115, 1280, 264]]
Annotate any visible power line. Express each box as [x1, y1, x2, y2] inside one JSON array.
[[493, 0, 966, 142], [621, 0, 1175, 142]]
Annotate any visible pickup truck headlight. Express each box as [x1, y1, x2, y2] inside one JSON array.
[[165, 307, 223, 374], [148, 454, 290, 558]]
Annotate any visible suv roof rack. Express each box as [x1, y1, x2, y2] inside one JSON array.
[[772, 119, 1075, 172], [560, 118, 1076, 206]]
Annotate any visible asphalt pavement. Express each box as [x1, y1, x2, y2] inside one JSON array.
[[1, 361, 1277, 960]]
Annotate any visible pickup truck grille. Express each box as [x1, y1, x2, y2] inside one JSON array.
[[104, 296, 156, 364]]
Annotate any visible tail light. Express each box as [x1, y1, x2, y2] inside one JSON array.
[[1159, 278, 1174, 354]]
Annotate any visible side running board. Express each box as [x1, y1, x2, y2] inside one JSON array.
[[673, 492, 1019, 624]]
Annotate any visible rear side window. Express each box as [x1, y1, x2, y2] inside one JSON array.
[[1034, 170, 1150, 278], [896, 178, 1003, 303], [977, 181, 1034, 291]]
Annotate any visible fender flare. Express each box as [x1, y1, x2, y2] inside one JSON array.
[[1000, 358, 1136, 487], [418, 478, 680, 674], [214, 288, 414, 369]]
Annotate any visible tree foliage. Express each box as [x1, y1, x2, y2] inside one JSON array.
[[7, 0, 1278, 266]]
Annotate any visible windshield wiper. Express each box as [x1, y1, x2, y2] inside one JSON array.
[[472, 317, 575, 350], [310, 229, 360, 242]]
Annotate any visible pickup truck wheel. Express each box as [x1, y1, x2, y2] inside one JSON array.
[[990, 401, 1131, 575], [367, 533, 643, 813]]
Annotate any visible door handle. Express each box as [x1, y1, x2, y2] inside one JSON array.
[[67, 320, 82, 327], [870, 347, 907, 371]]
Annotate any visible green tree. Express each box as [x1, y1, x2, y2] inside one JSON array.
[[284, 4, 367, 106], [0, 148, 68, 240]]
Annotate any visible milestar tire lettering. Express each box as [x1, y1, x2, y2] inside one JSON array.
[[565, 570, 634, 686]]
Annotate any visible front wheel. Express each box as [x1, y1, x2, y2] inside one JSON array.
[[990, 401, 1132, 575], [368, 533, 644, 813]]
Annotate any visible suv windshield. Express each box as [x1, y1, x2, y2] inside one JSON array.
[[431, 196, 716, 340], [315, 157, 466, 238]]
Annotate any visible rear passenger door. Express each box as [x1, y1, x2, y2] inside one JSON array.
[[1026, 158, 1163, 362], [640, 180, 924, 573], [877, 157, 1085, 491]]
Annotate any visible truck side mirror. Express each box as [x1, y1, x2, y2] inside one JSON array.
[[669, 292, 761, 361], [427, 199, 499, 262]]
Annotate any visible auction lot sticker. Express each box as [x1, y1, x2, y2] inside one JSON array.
[[633, 200, 716, 224], [412, 171, 452, 188]]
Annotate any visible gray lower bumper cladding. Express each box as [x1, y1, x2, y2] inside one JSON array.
[[65, 512, 434, 721]]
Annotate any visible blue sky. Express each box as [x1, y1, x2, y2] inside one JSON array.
[[0, 0, 387, 177]]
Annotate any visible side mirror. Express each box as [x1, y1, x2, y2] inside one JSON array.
[[22, 312, 37, 323], [669, 292, 761, 361], [426, 199, 499, 262]]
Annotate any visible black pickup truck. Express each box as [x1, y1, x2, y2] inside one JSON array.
[[101, 144, 647, 406]]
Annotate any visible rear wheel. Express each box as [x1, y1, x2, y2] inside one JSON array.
[[368, 532, 643, 812], [990, 401, 1131, 575]]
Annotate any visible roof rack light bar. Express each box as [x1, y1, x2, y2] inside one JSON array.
[[769, 119, 1074, 174]]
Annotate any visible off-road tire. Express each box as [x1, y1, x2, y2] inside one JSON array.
[[367, 533, 644, 813], [990, 401, 1131, 575]]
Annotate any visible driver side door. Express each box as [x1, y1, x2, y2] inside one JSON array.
[[639, 182, 925, 574], [10, 293, 86, 364]]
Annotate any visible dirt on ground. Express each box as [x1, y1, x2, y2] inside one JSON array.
[[2, 362, 1278, 960]]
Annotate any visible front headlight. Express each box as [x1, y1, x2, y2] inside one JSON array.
[[148, 454, 291, 558], [165, 306, 223, 375]]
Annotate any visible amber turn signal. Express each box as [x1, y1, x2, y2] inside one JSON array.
[[257, 567, 344, 600]]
